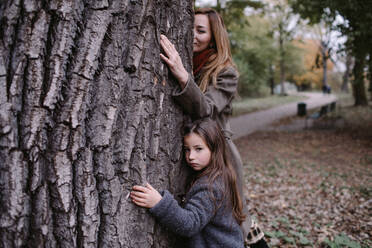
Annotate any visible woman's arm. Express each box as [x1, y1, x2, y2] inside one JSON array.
[[159, 35, 189, 88], [159, 35, 238, 120], [173, 67, 238, 120]]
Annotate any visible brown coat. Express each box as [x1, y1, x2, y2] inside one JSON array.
[[172, 66, 252, 235]]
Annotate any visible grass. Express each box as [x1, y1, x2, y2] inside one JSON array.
[[232, 94, 307, 117]]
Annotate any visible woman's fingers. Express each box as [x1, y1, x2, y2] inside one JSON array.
[[160, 53, 170, 64], [160, 35, 177, 57], [160, 35, 172, 48], [159, 35, 188, 86], [160, 35, 171, 55]]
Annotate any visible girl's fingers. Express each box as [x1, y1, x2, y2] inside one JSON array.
[[131, 194, 147, 203], [132, 185, 147, 193], [132, 198, 147, 207], [132, 196, 145, 203], [145, 183, 155, 191], [131, 191, 147, 199]]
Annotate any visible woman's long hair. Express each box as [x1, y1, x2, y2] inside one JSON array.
[[194, 8, 237, 92], [183, 118, 245, 224]]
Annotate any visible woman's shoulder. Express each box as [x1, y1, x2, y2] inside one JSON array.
[[218, 65, 239, 78], [212, 65, 238, 91], [215, 65, 239, 87]]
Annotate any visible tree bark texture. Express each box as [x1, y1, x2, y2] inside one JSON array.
[[0, 0, 193, 247], [368, 50, 372, 99]]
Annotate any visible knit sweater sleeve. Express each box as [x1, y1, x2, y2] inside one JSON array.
[[149, 182, 222, 237], [172, 66, 238, 120]]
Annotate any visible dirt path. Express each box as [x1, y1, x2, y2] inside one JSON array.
[[230, 92, 337, 139]]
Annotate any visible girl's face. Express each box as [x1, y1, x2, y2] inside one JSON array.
[[184, 132, 212, 171], [193, 14, 212, 53]]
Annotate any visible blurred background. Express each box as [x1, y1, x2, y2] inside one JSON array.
[[194, 0, 371, 107]]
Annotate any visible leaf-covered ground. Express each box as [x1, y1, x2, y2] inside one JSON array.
[[236, 106, 372, 248]]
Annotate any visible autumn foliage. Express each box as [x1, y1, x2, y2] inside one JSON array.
[[293, 39, 334, 89]]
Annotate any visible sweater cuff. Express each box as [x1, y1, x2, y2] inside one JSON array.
[[172, 73, 193, 97], [149, 190, 173, 218]]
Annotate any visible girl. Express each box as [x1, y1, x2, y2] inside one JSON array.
[[159, 8, 268, 247], [131, 119, 245, 248]]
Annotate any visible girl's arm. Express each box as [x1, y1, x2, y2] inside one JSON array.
[[133, 182, 222, 237], [131, 183, 162, 208]]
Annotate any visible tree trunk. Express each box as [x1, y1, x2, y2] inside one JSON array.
[[368, 50, 372, 100], [320, 41, 328, 88], [269, 64, 275, 95], [0, 0, 193, 247], [279, 24, 285, 95], [341, 53, 352, 93], [351, 43, 368, 106]]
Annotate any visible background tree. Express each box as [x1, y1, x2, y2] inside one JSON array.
[[230, 15, 277, 97], [341, 52, 353, 93], [195, 0, 307, 97], [311, 21, 334, 89], [195, 0, 263, 29], [266, 0, 302, 95], [292, 39, 333, 90], [0, 0, 193, 247], [290, 0, 372, 106]]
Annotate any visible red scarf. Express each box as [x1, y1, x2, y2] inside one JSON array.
[[193, 49, 215, 75]]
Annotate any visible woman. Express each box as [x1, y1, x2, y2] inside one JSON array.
[[160, 8, 269, 248]]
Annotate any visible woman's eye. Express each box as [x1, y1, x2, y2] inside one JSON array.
[[196, 147, 202, 152]]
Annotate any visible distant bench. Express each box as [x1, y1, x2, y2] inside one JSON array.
[[305, 101, 337, 128]]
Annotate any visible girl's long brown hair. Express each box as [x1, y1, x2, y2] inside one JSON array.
[[183, 118, 245, 224], [194, 8, 237, 92]]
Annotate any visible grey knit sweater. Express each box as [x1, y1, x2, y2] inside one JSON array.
[[149, 177, 244, 248]]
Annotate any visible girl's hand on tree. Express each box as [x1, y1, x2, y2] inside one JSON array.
[[130, 183, 162, 208], [160, 34, 189, 88]]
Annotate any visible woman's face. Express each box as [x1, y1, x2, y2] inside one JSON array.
[[193, 14, 212, 53]]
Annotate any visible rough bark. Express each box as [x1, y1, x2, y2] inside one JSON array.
[[368, 50, 372, 100], [0, 0, 193, 247]]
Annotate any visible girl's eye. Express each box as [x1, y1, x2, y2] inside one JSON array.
[[195, 147, 202, 152], [197, 29, 206, 34]]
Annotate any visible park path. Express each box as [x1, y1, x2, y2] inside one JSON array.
[[230, 92, 337, 139]]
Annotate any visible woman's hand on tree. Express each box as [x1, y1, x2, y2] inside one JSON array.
[[130, 183, 162, 208], [160, 34, 189, 88]]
